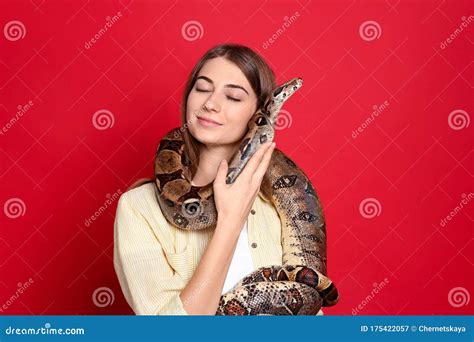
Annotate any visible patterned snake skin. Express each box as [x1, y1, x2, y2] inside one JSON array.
[[154, 77, 340, 315]]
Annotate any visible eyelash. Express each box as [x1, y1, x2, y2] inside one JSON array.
[[195, 88, 241, 102]]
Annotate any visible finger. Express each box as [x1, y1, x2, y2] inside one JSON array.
[[213, 159, 228, 187], [240, 141, 272, 178], [253, 142, 275, 180]]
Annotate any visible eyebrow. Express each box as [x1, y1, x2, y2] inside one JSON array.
[[196, 75, 249, 95]]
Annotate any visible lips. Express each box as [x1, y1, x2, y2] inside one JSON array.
[[198, 116, 221, 125], [196, 115, 222, 127]]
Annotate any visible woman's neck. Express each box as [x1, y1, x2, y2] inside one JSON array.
[[191, 142, 239, 187]]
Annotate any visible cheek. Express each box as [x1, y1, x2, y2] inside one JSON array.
[[233, 98, 255, 114], [224, 105, 255, 135], [186, 94, 199, 121]]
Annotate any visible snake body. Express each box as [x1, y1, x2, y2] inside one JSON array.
[[154, 78, 339, 315]]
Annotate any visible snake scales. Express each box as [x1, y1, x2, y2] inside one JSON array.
[[153, 77, 339, 315]]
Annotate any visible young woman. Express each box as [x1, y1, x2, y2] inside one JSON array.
[[113, 43, 323, 315]]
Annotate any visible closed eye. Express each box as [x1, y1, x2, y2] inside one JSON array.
[[196, 88, 241, 102], [226, 96, 241, 102]]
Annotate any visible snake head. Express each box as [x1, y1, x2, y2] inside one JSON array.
[[264, 77, 303, 122], [272, 77, 303, 100]]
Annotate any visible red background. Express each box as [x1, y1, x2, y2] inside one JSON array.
[[0, 0, 472, 315]]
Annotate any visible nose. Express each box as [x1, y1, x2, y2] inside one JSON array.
[[203, 94, 221, 113]]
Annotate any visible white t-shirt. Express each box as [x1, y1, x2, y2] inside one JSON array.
[[222, 220, 254, 294], [219, 219, 324, 315]]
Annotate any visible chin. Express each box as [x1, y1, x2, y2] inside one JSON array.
[[190, 126, 241, 147], [189, 126, 222, 145]]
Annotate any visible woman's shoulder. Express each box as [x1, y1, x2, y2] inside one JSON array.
[[121, 181, 156, 200], [118, 181, 274, 222], [117, 181, 165, 220], [115, 181, 182, 247]]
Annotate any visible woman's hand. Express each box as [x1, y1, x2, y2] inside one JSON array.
[[180, 141, 275, 314], [213, 141, 276, 232]]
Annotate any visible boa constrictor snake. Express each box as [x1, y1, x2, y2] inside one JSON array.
[[153, 77, 340, 315]]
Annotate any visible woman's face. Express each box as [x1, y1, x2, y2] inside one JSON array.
[[186, 57, 258, 147]]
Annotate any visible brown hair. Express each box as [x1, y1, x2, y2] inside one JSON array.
[[129, 43, 276, 193]]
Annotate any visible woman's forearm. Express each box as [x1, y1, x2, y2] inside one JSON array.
[[179, 216, 243, 315]]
